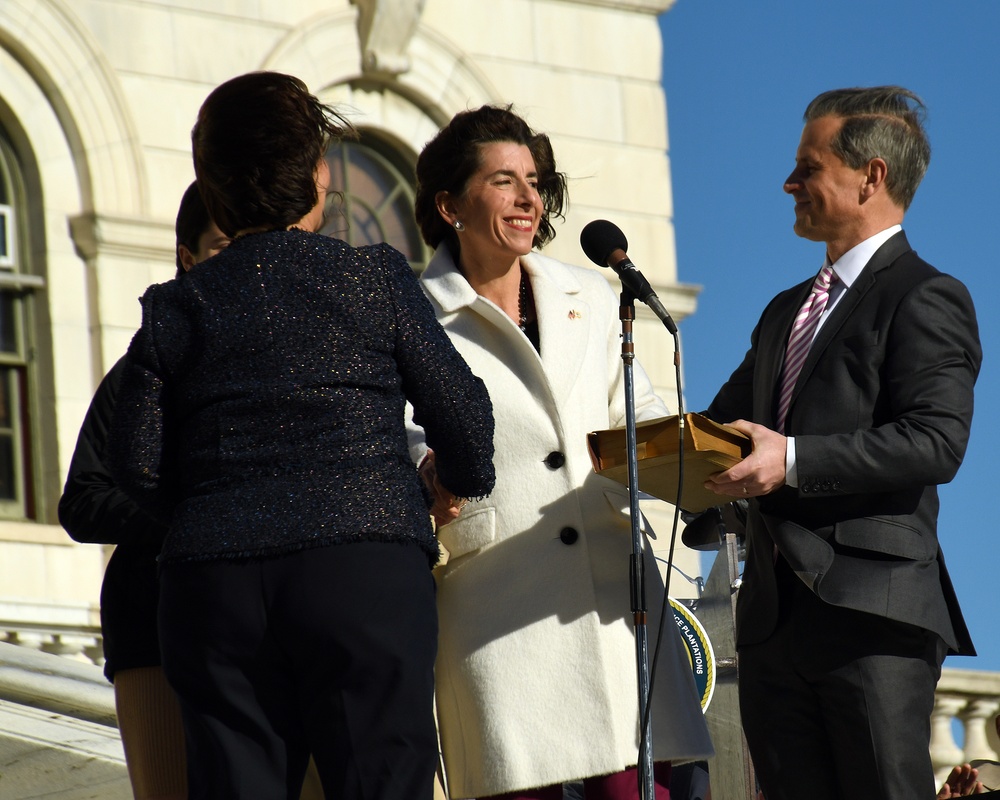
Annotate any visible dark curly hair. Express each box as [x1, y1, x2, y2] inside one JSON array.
[[192, 71, 355, 237], [414, 105, 567, 250]]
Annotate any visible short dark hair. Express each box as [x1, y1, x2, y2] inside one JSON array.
[[414, 105, 567, 250], [805, 86, 930, 211], [192, 71, 354, 237], [174, 181, 212, 277]]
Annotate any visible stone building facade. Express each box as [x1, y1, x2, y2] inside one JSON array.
[[0, 0, 701, 662], [4, 6, 1000, 799]]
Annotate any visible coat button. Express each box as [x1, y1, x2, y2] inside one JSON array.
[[545, 451, 566, 469], [560, 527, 579, 545]]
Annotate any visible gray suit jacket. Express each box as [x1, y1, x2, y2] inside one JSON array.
[[707, 231, 981, 654]]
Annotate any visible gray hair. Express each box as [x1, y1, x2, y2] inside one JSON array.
[[805, 86, 930, 211]]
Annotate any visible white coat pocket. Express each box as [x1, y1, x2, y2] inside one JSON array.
[[437, 506, 497, 560]]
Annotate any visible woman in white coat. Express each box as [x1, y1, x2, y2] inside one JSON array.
[[410, 106, 713, 800]]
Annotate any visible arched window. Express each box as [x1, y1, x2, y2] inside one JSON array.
[[320, 134, 428, 272], [0, 132, 43, 519]]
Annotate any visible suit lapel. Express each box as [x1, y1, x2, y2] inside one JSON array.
[[781, 232, 913, 420]]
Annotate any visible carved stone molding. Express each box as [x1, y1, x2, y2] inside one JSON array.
[[564, 0, 674, 12], [68, 212, 173, 263], [352, 0, 426, 76]]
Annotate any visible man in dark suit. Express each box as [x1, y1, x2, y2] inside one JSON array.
[[704, 86, 982, 800]]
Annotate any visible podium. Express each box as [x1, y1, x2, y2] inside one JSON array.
[[694, 532, 757, 800]]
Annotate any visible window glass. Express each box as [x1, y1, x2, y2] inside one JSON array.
[[0, 131, 37, 518], [0, 291, 18, 353], [320, 136, 428, 272], [0, 370, 15, 501]]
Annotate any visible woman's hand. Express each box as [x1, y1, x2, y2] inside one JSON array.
[[419, 449, 467, 529], [937, 764, 984, 798]]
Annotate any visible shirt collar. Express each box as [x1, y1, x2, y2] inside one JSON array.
[[826, 224, 902, 288]]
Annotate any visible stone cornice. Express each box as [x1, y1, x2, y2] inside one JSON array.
[[561, 0, 676, 14], [68, 213, 173, 264]]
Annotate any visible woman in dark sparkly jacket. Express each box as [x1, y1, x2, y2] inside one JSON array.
[[108, 71, 495, 800]]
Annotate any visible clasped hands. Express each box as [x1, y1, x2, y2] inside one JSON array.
[[418, 449, 467, 529]]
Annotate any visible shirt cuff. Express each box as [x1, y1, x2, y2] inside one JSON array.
[[785, 436, 798, 488]]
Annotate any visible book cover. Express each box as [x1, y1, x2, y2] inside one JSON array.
[[587, 413, 751, 513]]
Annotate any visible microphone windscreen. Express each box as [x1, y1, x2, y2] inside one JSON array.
[[580, 219, 628, 267]]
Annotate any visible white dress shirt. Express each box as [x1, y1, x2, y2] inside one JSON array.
[[785, 225, 902, 486]]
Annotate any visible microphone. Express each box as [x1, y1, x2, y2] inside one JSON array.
[[580, 219, 677, 334]]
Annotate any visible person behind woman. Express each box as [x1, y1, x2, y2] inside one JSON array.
[[108, 71, 495, 800], [410, 105, 713, 800], [59, 181, 228, 800]]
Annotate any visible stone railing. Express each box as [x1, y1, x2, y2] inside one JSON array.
[[2, 620, 999, 798], [932, 667, 1000, 786], [0, 622, 104, 667], [0, 597, 104, 667], [0, 640, 130, 798]]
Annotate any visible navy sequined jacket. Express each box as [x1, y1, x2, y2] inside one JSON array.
[[108, 230, 495, 565]]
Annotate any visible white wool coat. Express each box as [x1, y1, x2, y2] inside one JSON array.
[[409, 246, 714, 799]]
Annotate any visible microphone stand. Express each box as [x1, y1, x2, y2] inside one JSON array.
[[618, 286, 655, 800]]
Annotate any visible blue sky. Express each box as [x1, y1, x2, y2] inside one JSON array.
[[659, 1, 999, 673]]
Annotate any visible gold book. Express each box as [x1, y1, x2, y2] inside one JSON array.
[[587, 413, 751, 513]]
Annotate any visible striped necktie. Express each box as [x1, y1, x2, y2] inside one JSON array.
[[775, 265, 837, 434]]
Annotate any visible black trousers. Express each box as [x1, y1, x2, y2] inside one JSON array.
[[159, 541, 439, 800], [738, 558, 947, 800]]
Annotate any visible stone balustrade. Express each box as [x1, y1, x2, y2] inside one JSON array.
[[3, 625, 999, 797], [933, 667, 1000, 787], [0, 623, 104, 667]]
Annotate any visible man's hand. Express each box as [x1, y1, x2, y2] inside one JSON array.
[[704, 419, 787, 498]]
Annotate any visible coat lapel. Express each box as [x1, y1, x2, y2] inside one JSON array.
[[781, 232, 913, 420], [420, 247, 591, 414], [521, 253, 591, 412], [419, 245, 479, 316]]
